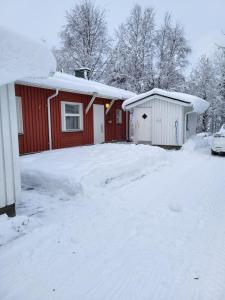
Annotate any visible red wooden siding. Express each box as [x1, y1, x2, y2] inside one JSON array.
[[50, 91, 93, 149], [15, 84, 127, 154], [15, 85, 51, 154]]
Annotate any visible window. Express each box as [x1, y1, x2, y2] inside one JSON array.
[[116, 109, 122, 124], [16, 97, 23, 134], [61, 101, 83, 131]]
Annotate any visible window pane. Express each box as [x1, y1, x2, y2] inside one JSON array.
[[116, 109, 122, 124], [65, 104, 79, 114], [66, 116, 80, 130]]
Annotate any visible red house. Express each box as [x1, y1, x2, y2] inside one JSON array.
[[15, 71, 135, 154]]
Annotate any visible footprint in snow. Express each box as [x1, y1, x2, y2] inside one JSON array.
[[169, 203, 183, 213]]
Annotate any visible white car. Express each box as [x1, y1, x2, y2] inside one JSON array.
[[211, 124, 225, 155]]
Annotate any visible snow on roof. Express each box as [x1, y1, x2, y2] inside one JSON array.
[[0, 27, 56, 86], [17, 72, 136, 100], [122, 88, 209, 114]]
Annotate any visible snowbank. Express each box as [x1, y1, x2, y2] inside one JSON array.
[[0, 26, 56, 86], [18, 71, 135, 100], [123, 88, 209, 114], [20, 144, 168, 199], [182, 133, 212, 153]]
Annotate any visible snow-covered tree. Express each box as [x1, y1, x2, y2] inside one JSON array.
[[105, 9, 190, 93], [105, 5, 155, 92], [154, 13, 191, 90], [214, 48, 225, 128], [54, 0, 110, 79], [187, 55, 218, 132]]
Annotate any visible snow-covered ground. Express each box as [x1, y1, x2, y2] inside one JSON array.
[[1, 136, 225, 300]]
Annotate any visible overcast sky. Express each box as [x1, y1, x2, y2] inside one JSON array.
[[1, 0, 225, 67]]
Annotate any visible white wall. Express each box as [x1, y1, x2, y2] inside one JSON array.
[[185, 112, 197, 141], [0, 83, 21, 209], [135, 96, 184, 146]]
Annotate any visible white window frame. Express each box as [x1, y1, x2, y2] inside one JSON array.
[[16, 96, 23, 134], [61, 101, 83, 132], [116, 109, 122, 125]]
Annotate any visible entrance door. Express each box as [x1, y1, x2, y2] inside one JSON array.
[[134, 108, 152, 143], [93, 104, 105, 144]]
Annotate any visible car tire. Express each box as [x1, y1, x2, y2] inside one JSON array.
[[211, 149, 217, 156]]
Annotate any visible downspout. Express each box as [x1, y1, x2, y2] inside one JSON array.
[[123, 102, 129, 141], [47, 89, 59, 150], [126, 111, 129, 141]]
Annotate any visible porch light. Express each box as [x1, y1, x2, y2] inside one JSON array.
[[105, 103, 110, 109]]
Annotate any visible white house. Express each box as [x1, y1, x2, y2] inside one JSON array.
[[0, 27, 55, 216], [122, 88, 209, 148]]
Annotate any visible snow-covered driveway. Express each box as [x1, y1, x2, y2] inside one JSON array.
[[1, 138, 225, 300]]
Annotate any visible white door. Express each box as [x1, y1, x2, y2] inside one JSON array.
[[93, 104, 105, 144], [134, 108, 152, 143]]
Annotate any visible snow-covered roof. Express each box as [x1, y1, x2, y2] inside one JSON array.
[[17, 72, 136, 100], [0, 27, 56, 86], [122, 88, 209, 114]]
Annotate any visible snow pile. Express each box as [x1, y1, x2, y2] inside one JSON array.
[[123, 88, 209, 113], [18, 71, 136, 100], [21, 169, 82, 200], [182, 133, 212, 153], [20, 143, 168, 199], [0, 26, 56, 86]]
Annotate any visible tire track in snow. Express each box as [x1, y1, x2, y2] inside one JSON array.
[[1, 145, 225, 300], [79, 154, 225, 300]]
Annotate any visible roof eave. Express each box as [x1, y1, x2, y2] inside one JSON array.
[[16, 80, 129, 101], [124, 93, 192, 110]]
